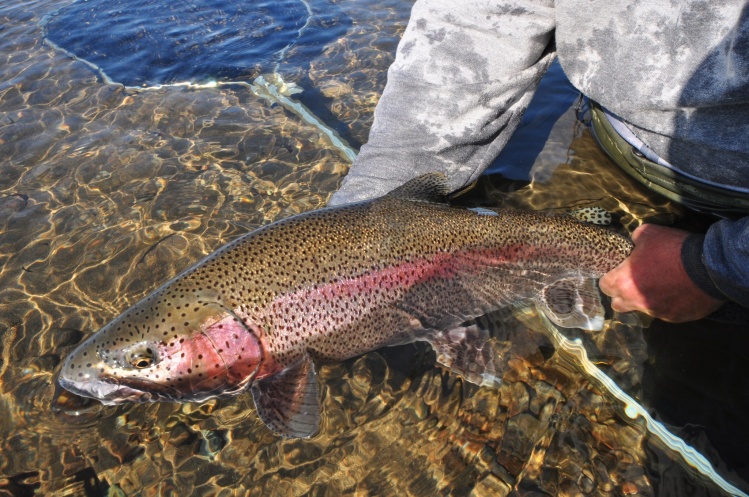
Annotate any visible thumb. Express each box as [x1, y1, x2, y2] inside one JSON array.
[[631, 223, 656, 244]]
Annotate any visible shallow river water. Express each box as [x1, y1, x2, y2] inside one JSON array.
[[1, 1, 747, 496]]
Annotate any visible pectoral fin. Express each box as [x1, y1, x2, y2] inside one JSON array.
[[536, 276, 605, 331], [250, 356, 321, 438], [426, 324, 503, 388]]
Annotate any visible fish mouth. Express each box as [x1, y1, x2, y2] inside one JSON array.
[[57, 374, 177, 405], [58, 372, 226, 405], [58, 376, 149, 404]]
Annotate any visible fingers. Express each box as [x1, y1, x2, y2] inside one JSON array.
[[599, 223, 724, 322], [630, 223, 648, 243], [598, 266, 618, 297], [599, 224, 690, 319], [609, 297, 635, 314], [630, 222, 657, 238], [600, 223, 652, 300], [600, 264, 648, 313]]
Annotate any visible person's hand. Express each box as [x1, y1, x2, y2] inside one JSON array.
[[599, 224, 724, 322]]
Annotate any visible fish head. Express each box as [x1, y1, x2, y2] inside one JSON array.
[[59, 284, 264, 405]]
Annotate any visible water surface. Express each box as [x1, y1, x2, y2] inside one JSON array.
[[43, 0, 349, 87]]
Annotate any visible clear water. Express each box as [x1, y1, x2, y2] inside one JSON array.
[[1, 0, 747, 495]]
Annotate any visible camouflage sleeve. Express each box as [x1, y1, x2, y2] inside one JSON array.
[[682, 217, 749, 309], [329, 0, 556, 205]]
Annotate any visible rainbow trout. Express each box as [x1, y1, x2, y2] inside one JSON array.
[[59, 174, 633, 437]]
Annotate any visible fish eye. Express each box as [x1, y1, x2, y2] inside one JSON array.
[[132, 356, 153, 369], [119, 343, 159, 370]]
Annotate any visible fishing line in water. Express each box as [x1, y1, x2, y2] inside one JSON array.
[[529, 308, 748, 497], [273, 0, 314, 73], [248, 75, 358, 163]]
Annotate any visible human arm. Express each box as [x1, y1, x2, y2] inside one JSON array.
[[599, 219, 749, 322], [329, 0, 556, 206]]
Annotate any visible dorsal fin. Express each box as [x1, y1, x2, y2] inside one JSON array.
[[385, 173, 450, 203]]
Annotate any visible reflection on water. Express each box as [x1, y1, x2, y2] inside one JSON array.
[[0, 0, 747, 495]]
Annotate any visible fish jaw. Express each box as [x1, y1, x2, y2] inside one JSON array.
[[57, 375, 158, 405], [59, 300, 265, 404]]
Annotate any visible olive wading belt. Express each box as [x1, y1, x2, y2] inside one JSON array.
[[588, 100, 749, 218]]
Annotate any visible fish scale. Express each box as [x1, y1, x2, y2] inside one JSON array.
[[59, 173, 633, 438]]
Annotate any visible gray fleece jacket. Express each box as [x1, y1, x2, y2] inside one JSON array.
[[330, 0, 749, 310]]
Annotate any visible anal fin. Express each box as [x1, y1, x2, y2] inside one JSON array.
[[250, 355, 321, 438], [535, 276, 605, 331], [426, 324, 504, 388]]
